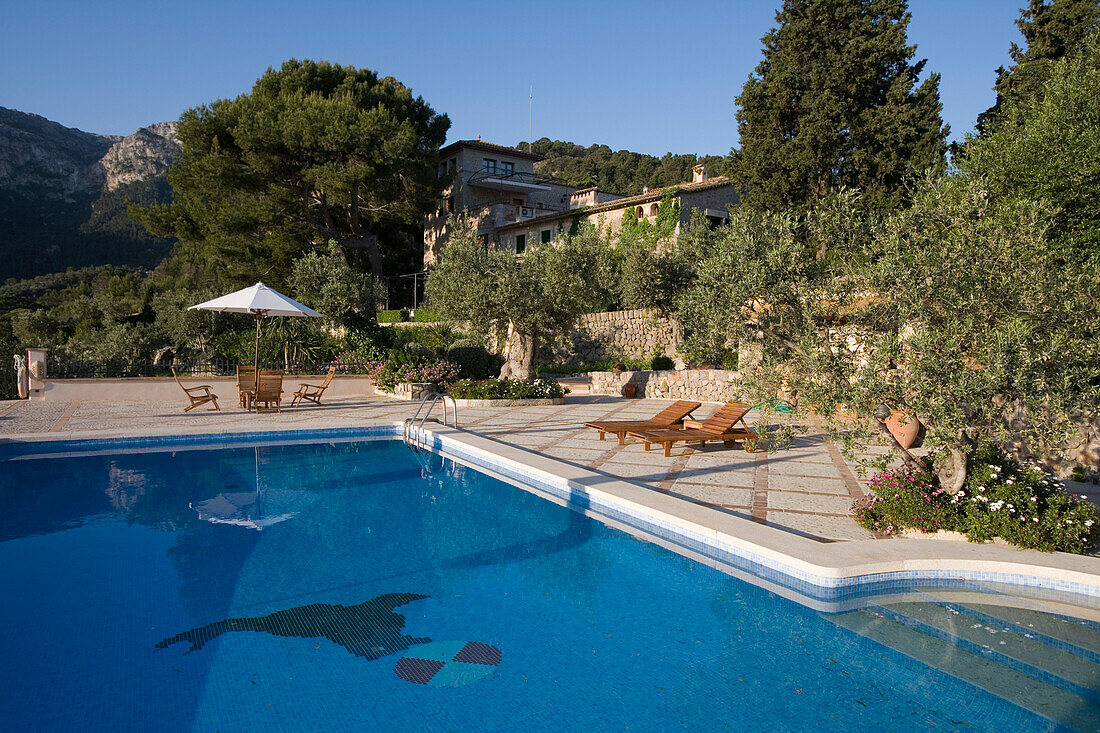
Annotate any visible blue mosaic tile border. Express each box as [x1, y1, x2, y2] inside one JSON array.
[[0, 425, 395, 458], [6, 424, 1099, 610]]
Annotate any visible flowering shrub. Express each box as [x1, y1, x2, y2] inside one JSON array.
[[852, 468, 955, 536], [368, 359, 461, 391], [331, 344, 460, 391], [446, 378, 566, 400], [853, 444, 1100, 554], [330, 348, 383, 375]]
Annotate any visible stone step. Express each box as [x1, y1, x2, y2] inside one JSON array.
[[875, 601, 1100, 701], [829, 599, 1100, 731]]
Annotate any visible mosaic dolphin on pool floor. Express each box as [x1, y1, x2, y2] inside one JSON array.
[[155, 592, 430, 660]]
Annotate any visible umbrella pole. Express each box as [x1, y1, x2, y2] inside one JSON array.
[[254, 312, 262, 394]]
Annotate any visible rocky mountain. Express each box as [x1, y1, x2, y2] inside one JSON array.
[[0, 108, 179, 280], [100, 121, 179, 190]]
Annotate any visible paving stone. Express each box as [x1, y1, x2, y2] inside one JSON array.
[[594, 462, 673, 483], [674, 468, 756, 488], [669, 485, 753, 507], [765, 475, 850, 495], [768, 460, 843, 478], [764, 512, 878, 542], [766, 492, 855, 514]]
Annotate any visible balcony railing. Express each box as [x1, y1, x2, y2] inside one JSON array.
[[465, 169, 561, 189]]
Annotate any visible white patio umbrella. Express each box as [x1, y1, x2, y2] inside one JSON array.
[[189, 282, 323, 390]]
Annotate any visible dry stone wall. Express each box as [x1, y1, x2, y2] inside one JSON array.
[[590, 369, 742, 403], [543, 308, 680, 364]]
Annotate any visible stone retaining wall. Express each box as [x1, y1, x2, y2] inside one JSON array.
[[385, 382, 437, 401], [542, 308, 680, 364], [452, 397, 565, 407], [590, 369, 741, 402]]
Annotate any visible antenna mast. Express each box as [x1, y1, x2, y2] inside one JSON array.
[[528, 85, 533, 152]]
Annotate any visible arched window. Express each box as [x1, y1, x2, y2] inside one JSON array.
[[635, 206, 643, 217], [649, 203, 659, 216]]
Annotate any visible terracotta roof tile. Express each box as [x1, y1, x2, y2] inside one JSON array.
[[438, 140, 543, 161]]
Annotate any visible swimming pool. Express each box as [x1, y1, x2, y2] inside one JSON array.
[[1, 435, 1097, 731]]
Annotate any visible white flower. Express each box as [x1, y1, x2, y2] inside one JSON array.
[[1087, 520, 1095, 528], [1033, 517, 1039, 522], [990, 500, 1005, 511]]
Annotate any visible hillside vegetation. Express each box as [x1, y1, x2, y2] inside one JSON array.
[[521, 137, 731, 195]]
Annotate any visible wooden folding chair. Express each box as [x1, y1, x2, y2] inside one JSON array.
[[291, 366, 337, 407], [171, 367, 220, 412]]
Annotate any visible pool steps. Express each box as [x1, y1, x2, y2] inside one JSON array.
[[831, 596, 1100, 730]]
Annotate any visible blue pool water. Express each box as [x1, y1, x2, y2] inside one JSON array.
[[0, 438, 1095, 731]]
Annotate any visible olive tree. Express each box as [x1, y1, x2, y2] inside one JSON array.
[[289, 241, 383, 331], [866, 174, 1099, 489], [678, 178, 1099, 487], [426, 218, 615, 379]]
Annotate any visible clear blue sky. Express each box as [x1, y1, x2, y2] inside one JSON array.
[[1, 0, 1020, 157]]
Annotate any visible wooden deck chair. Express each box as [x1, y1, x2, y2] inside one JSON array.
[[291, 366, 336, 407], [171, 367, 220, 412], [236, 366, 256, 407], [251, 370, 284, 412], [584, 400, 702, 445], [628, 401, 757, 457]]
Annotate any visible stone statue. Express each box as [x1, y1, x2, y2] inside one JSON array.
[[14, 354, 28, 399]]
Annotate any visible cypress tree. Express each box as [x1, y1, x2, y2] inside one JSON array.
[[734, 0, 947, 213]]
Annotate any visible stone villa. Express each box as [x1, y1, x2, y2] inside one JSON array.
[[423, 140, 740, 264]]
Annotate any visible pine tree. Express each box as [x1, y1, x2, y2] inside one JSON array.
[[976, 0, 1100, 133], [133, 60, 449, 286], [734, 0, 947, 213]]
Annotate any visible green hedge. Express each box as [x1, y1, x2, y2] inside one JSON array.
[[410, 307, 443, 322], [376, 309, 408, 323]]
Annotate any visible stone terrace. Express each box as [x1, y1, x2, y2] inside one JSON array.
[[3, 395, 899, 541]]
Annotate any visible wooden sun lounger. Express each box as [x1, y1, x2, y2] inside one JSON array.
[[248, 370, 284, 412], [171, 367, 220, 412], [628, 401, 757, 456], [236, 366, 257, 407], [291, 366, 336, 407], [584, 400, 702, 445]]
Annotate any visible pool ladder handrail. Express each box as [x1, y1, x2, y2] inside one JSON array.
[[403, 392, 458, 451]]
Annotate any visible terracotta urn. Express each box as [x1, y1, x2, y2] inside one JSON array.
[[885, 410, 923, 449], [622, 383, 637, 399]]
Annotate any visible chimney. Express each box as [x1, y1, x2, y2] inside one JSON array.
[[692, 164, 708, 183]]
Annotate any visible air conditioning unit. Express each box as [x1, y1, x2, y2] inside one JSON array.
[[521, 207, 533, 218]]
